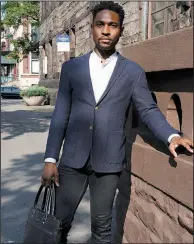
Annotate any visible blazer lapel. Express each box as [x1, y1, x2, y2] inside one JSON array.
[[96, 53, 127, 106], [83, 51, 96, 104], [82, 52, 127, 106]]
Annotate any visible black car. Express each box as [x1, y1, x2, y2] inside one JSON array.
[[1, 86, 21, 99]]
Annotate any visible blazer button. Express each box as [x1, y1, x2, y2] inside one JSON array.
[[89, 126, 93, 130], [95, 106, 99, 110]]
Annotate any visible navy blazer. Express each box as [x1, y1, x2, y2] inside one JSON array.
[[44, 52, 180, 173]]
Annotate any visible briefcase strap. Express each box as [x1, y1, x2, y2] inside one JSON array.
[[33, 183, 56, 217]]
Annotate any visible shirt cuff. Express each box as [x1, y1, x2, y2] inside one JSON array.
[[168, 134, 181, 143], [44, 158, 57, 163]]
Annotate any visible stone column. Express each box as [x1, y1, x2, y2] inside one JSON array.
[[39, 45, 45, 80], [46, 41, 53, 79], [70, 28, 76, 58], [52, 36, 58, 79]]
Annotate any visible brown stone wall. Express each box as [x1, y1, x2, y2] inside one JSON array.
[[119, 27, 193, 72], [116, 174, 193, 243], [116, 29, 193, 244], [114, 69, 193, 243]]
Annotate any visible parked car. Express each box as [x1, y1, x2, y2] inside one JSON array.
[[1, 86, 21, 99]]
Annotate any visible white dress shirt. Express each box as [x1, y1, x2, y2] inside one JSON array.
[[89, 50, 118, 103], [44, 51, 180, 163]]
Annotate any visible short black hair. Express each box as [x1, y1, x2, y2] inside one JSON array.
[[92, 1, 125, 26]]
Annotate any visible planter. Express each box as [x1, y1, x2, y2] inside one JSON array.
[[23, 96, 45, 106]]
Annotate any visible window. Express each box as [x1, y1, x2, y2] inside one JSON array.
[[31, 52, 39, 74], [31, 26, 40, 44], [148, 1, 193, 38], [1, 41, 6, 48]]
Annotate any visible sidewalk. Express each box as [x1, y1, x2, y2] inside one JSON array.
[[1, 100, 91, 243]]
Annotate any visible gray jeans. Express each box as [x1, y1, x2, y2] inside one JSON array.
[[56, 155, 121, 243]]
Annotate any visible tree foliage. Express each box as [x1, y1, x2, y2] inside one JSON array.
[[1, 1, 40, 62], [8, 33, 39, 62], [2, 1, 39, 28]]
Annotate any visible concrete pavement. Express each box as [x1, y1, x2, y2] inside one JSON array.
[[1, 99, 91, 243]]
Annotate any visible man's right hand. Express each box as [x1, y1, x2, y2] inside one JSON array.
[[41, 163, 59, 187]]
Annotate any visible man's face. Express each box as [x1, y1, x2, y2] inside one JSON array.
[[92, 10, 123, 51]]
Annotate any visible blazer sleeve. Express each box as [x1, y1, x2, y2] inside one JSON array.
[[44, 62, 72, 161], [131, 69, 181, 144]]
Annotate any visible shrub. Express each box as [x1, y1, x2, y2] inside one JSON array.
[[20, 85, 48, 97]]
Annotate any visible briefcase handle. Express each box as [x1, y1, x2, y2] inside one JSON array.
[[33, 182, 56, 217], [46, 182, 56, 216]]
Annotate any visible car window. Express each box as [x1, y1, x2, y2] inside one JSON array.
[[4, 87, 11, 92], [13, 87, 19, 91]]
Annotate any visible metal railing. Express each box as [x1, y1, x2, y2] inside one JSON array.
[[1, 75, 14, 83]]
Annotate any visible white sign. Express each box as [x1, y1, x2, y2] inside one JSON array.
[[57, 34, 70, 52]]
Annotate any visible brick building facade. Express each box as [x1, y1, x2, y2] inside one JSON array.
[[39, 2, 193, 243]]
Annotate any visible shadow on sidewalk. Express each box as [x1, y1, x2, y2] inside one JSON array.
[[1, 109, 52, 140], [1, 152, 91, 243]]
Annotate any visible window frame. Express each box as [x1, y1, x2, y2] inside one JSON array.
[[148, 1, 177, 39], [148, 1, 193, 39]]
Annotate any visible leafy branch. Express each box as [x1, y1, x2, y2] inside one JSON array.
[[2, 1, 40, 61], [7, 33, 39, 62], [2, 2, 40, 28]]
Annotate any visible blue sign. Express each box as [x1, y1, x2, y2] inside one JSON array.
[[56, 34, 70, 43]]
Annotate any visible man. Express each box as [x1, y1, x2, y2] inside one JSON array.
[[41, 2, 193, 243]]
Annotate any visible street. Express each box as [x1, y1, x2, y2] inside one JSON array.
[[1, 99, 91, 243]]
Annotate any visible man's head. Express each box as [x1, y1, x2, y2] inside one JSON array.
[[91, 1, 125, 51]]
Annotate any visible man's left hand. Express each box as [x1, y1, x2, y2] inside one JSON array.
[[169, 136, 193, 158]]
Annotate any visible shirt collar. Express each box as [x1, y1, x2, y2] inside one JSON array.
[[91, 50, 118, 65]]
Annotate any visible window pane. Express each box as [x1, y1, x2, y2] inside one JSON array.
[[167, 5, 176, 33], [152, 2, 166, 12], [31, 52, 39, 59], [152, 10, 165, 24], [154, 22, 164, 37], [31, 60, 39, 73], [152, 22, 164, 37], [152, 10, 165, 37]]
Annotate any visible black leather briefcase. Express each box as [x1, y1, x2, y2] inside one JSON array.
[[23, 182, 62, 243]]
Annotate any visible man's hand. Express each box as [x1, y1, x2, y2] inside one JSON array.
[[169, 136, 193, 158], [41, 163, 59, 187]]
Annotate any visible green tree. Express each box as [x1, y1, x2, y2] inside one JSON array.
[[1, 1, 40, 62]]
